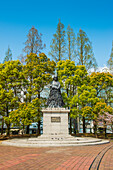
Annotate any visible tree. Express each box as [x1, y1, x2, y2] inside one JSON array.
[[89, 72, 113, 134], [70, 84, 99, 133], [57, 60, 76, 98], [18, 54, 25, 64], [9, 98, 41, 133], [66, 25, 76, 60], [93, 101, 113, 136], [23, 26, 45, 55], [3, 46, 12, 63], [49, 19, 66, 62], [0, 60, 24, 135], [57, 61, 89, 108], [76, 29, 97, 70], [100, 112, 113, 133], [107, 41, 113, 71], [90, 72, 113, 106], [57, 60, 89, 133], [23, 53, 56, 134], [24, 53, 56, 102]]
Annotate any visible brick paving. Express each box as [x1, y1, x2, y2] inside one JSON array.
[[0, 142, 113, 170], [99, 142, 113, 170]]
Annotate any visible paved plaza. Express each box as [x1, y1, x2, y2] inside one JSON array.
[[0, 141, 113, 170]]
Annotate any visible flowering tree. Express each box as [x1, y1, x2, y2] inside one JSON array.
[[97, 112, 113, 135]]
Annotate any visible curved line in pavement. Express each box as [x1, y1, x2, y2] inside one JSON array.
[[89, 143, 113, 170]]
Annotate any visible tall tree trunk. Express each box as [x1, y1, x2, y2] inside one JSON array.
[[80, 40, 83, 65], [26, 77, 33, 135], [104, 121, 107, 138], [31, 37, 34, 53], [74, 119, 76, 135], [69, 36, 71, 60], [83, 116, 86, 133], [111, 122, 113, 133], [69, 117, 72, 134], [37, 121, 41, 135], [37, 92, 41, 135], [1, 118, 4, 135], [6, 105, 10, 136], [22, 124, 25, 135], [104, 127, 107, 138], [26, 125, 29, 134], [6, 124, 10, 136], [59, 41, 61, 61], [94, 125, 97, 134], [94, 120, 97, 137]]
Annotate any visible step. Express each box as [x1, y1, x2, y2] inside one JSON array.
[[2, 139, 109, 147]]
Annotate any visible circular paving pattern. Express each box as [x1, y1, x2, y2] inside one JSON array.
[[0, 141, 113, 169]]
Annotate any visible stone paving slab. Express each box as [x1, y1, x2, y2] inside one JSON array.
[[0, 142, 113, 169]]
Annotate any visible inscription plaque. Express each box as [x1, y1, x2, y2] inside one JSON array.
[[51, 117, 61, 123]]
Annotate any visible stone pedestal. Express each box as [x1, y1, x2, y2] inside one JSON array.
[[42, 108, 70, 135]]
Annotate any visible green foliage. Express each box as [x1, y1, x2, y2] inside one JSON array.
[[81, 106, 93, 118], [57, 60, 89, 106], [0, 60, 24, 112], [93, 101, 113, 118], [24, 53, 56, 103], [3, 46, 12, 63], [0, 60, 24, 134], [76, 29, 97, 70], [70, 85, 99, 119], [49, 19, 66, 62], [66, 25, 76, 60], [0, 53, 55, 134], [9, 98, 41, 128], [107, 41, 113, 70], [90, 72, 113, 105], [57, 59, 111, 133], [0, 35, 113, 135], [57, 60, 97, 133], [57, 60, 76, 84]]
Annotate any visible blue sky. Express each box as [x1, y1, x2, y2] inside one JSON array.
[[0, 0, 113, 67]]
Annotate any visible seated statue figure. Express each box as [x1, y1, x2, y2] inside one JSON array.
[[47, 76, 64, 108]]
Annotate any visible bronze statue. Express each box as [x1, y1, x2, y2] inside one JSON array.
[[47, 76, 65, 108]]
